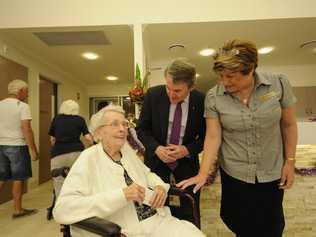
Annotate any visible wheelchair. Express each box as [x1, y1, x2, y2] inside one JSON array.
[[48, 166, 200, 237]]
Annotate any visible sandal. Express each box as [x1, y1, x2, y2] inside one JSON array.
[[12, 208, 38, 219]]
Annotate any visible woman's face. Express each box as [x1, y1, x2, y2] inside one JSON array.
[[97, 111, 128, 149], [218, 70, 254, 94]]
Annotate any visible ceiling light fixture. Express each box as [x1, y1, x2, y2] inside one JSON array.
[[106, 76, 118, 81], [199, 48, 215, 56], [258, 46, 274, 55], [82, 52, 99, 60], [196, 73, 200, 78]]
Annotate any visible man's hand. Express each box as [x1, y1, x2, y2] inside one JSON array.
[[167, 144, 189, 160], [155, 146, 177, 163], [279, 160, 295, 189], [123, 183, 145, 205], [150, 185, 167, 209], [31, 150, 39, 161]]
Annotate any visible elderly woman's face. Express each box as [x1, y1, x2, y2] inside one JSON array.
[[218, 70, 254, 93], [98, 111, 128, 148]]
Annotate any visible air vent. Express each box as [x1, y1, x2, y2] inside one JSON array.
[[168, 43, 185, 52], [300, 40, 316, 49], [33, 31, 110, 46]]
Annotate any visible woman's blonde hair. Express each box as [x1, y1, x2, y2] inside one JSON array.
[[59, 100, 80, 115], [8, 79, 28, 95], [89, 104, 125, 142], [213, 39, 258, 75]]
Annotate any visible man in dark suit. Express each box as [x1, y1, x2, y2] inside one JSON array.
[[136, 58, 206, 226]]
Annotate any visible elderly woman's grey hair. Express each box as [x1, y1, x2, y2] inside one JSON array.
[[59, 100, 80, 115], [8, 79, 28, 95], [89, 104, 125, 142]]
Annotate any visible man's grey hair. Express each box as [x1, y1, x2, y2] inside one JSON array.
[[89, 104, 125, 142], [164, 58, 196, 88], [59, 100, 80, 115], [8, 79, 28, 95]]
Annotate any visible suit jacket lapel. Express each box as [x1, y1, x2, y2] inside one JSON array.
[[159, 87, 170, 144], [183, 92, 195, 143]]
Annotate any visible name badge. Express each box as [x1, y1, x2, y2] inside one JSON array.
[[259, 91, 277, 102]]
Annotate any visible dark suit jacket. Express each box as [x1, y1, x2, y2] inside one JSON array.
[[136, 85, 206, 178]]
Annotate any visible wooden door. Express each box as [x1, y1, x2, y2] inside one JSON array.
[[39, 77, 56, 184], [0, 56, 28, 204]]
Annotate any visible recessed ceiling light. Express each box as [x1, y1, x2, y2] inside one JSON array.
[[258, 47, 274, 55], [199, 48, 215, 56], [106, 76, 118, 81], [82, 52, 99, 60], [196, 73, 200, 78]]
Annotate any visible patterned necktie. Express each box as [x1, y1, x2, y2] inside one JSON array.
[[113, 160, 157, 221], [168, 102, 182, 170]]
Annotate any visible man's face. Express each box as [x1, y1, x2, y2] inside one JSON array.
[[18, 87, 28, 101], [165, 74, 192, 104]]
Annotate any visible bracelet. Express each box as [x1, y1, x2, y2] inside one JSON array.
[[287, 157, 296, 162]]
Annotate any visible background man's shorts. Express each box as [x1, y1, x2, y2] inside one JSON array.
[[0, 145, 32, 181]]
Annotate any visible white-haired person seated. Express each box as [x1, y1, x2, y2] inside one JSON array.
[[53, 104, 205, 237], [49, 100, 93, 197]]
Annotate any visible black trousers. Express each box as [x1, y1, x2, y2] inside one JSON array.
[[220, 169, 285, 237], [152, 160, 200, 228]]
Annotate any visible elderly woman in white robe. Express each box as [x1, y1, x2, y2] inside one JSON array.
[[53, 104, 205, 237]]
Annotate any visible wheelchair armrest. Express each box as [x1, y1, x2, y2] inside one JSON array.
[[72, 217, 122, 237], [168, 186, 195, 201], [51, 167, 70, 178], [167, 186, 200, 229]]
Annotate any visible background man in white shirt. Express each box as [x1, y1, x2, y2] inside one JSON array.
[[0, 79, 39, 219]]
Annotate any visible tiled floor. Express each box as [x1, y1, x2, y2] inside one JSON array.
[[0, 181, 60, 237], [1, 174, 316, 237]]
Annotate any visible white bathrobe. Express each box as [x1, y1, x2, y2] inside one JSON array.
[[53, 143, 205, 237]]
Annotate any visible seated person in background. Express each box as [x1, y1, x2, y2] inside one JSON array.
[[53, 104, 205, 237], [49, 99, 93, 197]]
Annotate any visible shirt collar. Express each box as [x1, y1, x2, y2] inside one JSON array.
[[183, 93, 190, 104]]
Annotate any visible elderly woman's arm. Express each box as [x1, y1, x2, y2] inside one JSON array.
[[53, 156, 128, 225], [280, 106, 298, 189]]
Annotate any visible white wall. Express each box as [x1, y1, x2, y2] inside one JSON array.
[[87, 83, 130, 97], [1, 0, 316, 28], [258, 64, 316, 87]]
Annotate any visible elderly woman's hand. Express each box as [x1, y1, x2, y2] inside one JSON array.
[[150, 185, 167, 209], [123, 183, 145, 205]]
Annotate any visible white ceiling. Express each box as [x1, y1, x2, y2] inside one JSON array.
[[0, 25, 134, 86], [0, 18, 315, 93], [145, 18, 316, 91]]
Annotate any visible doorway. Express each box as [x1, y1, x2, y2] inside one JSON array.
[[39, 77, 57, 184]]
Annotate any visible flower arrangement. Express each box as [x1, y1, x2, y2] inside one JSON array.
[[129, 64, 149, 104]]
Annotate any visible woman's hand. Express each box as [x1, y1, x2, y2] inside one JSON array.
[[176, 173, 209, 193], [123, 183, 145, 205], [279, 160, 295, 189], [150, 185, 167, 209]]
